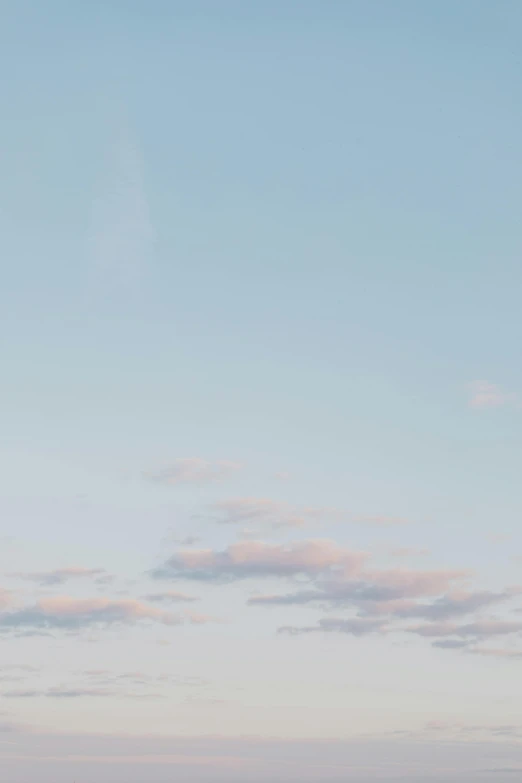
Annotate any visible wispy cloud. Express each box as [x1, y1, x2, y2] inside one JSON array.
[[468, 646, 522, 659], [9, 567, 112, 586], [151, 539, 367, 583], [143, 591, 199, 604], [208, 498, 411, 531], [0, 597, 180, 632], [91, 132, 154, 289], [469, 380, 518, 409], [210, 498, 308, 529], [279, 617, 385, 637], [409, 619, 522, 642], [79, 669, 209, 688], [146, 458, 242, 486], [2, 686, 162, 700]]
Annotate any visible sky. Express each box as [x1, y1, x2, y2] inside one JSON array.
[[2, 1, 522, 780]]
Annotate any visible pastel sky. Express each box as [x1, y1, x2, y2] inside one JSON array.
[[2, 1, 522, 781]]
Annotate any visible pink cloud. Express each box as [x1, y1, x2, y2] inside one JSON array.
[[367, 567, 472, 597], [0, 596, 184, 631], [152, 539, 367, 582], [469, 380, 517, 409]]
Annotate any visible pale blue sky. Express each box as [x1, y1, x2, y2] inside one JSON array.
[[2, 2, 522, 781]]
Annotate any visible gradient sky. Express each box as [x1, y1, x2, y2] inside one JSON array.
[[2, 1, 522, 781]]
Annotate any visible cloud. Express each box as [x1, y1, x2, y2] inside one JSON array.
[[408, 619, 522, 640], [268, 594, 522, 649], [432, 640, 470, 650], [191, 496, 416, 537], [469, 380, 518, 409], [365, 567, 472, 597], [209, 498, 308, 529], [2, 686, 159, 700], [151, 540, 367, 583], [208, 498, 407, 531], [2, 690, 41, 698], [146, 458, 242, 486], [468, 647, 522, 659], [387, 589, 520, 621], [0, 665, 39, 671], [247, 568, 470, 609], [0, 720, 19, 732], [244, 554, 522, 656], [0, 675, 30, 683], [9, 567, 112, 586], [0, 589, 13, 609], [176, 536, 201, 546], [79, 669, 209, 689], [279, 617, 385, 637], [91, 132, 154, 288], [422, 721, 522, 738], [47, 687, 115, 699], [142, 591, 199, 604], [187, 612, 216, 625], [1, 667, 213, 704], [0, 596, 180, 632]]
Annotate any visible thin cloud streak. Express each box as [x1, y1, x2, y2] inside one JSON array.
[[143, 591, 199, 604], [9, 567, 112, 586], [146, 458, 242, 486]]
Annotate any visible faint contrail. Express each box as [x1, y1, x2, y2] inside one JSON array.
[[91, 130, 154, 292]]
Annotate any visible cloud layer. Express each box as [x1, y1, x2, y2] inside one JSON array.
[[151, 538, 522, 656]]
